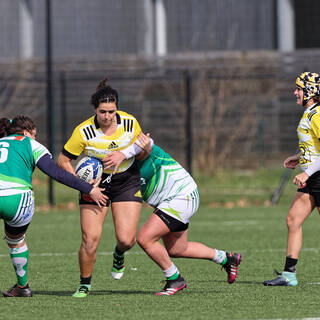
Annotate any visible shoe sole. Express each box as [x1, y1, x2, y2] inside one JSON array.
[[263, 281, 298, 286], [111, 271, 124, 280], [2, 293, 32, 297], [2, 290, 32, 297], [72, 293, 89, 298], [155, 283, 187, 296]]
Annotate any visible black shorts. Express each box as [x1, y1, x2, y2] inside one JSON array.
[[79, 161, 142, 207], [154, 209, 189, 232], [298, 171, 320, 206], [4, 222, 30, 235]]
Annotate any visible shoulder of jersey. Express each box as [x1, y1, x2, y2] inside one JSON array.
[[117, 110, 137, 120], [75, 115, 95, 130], [308, 104, 320, 121], [118, 111, 138, 133]]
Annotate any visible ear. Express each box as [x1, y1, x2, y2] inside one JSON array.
[[23, 130, 35, 139]]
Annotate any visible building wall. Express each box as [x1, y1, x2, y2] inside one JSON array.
[[0, 0, 276, 60], [1, 50, 316, 170]]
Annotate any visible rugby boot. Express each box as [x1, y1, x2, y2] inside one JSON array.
[[72, 284, 91, 298], [155, 275, 187, 295], [3, 283, 32, 297], [263, 270, 298, 286], [222, 252, 242, 284]]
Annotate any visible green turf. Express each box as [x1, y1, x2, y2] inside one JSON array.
[[32, 166, 297, 208], [1, 202, 320, 320]]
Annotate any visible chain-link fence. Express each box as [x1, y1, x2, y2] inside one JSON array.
[[1, 0, 320, 173]]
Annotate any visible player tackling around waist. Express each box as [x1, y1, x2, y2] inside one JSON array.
[[103, 132, 242, 295]]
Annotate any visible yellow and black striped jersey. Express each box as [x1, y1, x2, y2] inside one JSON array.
[[297, 103, 320, 169], [63, 111, 141, 174]]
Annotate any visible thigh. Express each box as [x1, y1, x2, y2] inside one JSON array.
[[287, 191, 315, 223], [139, 213, 170, 242], [111, 202, 141, 239], [162, 229, 189, 253], [80, 204, 108, 241]]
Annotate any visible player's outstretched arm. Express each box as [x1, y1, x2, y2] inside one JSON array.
[[88, 178, 108, 208], [37, 154, 108, 207]]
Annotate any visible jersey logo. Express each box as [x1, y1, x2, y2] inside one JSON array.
[[14, 136, 25, 141], [123, 119, 133, 132], [82, 125, 96, 140], [134, 190, 142, 198], [108, 141, 118, 149]]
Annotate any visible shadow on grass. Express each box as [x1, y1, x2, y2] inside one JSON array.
[[33, 289, 154, 296], [33, 280, 262, 297], [194, 280, 263, 285]]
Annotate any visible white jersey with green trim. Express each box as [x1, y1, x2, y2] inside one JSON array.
[[297, 103, 320, 170], [137, 145, 197, 207], [0, 134, 50, 196]]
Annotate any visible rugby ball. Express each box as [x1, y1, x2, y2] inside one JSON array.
[[75, 156, 103, 183]]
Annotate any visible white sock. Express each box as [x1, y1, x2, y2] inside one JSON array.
[[162, 263, 178, 278], [212, 249, 226, 265]]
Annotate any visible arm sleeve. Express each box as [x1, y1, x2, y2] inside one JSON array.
[[121, 144, 143, 159], [36, 154, 93, 194], [120, 138, 154, 159], [310, 113, 320, 138]]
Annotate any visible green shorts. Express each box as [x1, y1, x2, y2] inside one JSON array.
[[0, 191, 34, 227]]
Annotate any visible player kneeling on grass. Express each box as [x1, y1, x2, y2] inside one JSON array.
[[264, 72, 320, 287], [103, 133, 242, 295], [0, 116, 107, 297]]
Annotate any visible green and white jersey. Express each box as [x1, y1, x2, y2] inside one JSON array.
[[0, 134, 50, 196], [138, 145, 197, 207]]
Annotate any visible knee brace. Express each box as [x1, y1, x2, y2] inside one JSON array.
[[4, 234, 26, 245]]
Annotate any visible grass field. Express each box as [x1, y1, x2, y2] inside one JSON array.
[[1, 168, 320, 320]]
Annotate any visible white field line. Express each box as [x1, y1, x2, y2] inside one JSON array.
[[0, 247, 319, 258]]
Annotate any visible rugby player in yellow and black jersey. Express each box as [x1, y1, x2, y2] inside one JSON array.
[[57, 78, 143, 298], [264, 72, 320, 287]]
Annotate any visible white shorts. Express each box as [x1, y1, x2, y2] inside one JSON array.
[[5, 191, 35, 227], [157, 188, 199, 224]]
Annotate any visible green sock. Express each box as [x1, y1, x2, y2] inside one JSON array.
[[167, 271, 179, 281], [10, 244, 29, 287], [221, 257, 228, 266]]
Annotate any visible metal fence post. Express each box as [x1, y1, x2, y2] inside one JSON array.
[[184, 70, 192, 175]]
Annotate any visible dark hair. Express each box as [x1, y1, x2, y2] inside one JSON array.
[[0, 115, 36, 138], [90, 78, 119, 109], [314, 96, 320, 103], [0, 118, 11, 138]]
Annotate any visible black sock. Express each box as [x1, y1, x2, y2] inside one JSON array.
[[115, 246, 124, 256], [80, 276, 92, 285], [284, 256, 298, 273]]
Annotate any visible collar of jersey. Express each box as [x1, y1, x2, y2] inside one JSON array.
[[305, 103, 318, 112], [94, 113, 121, 129]]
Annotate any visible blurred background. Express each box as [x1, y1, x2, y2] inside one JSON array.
[[1, 0, 319, 175]]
